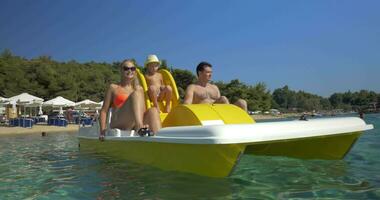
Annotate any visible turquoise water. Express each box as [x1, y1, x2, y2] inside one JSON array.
[[1, 114, 379, 199]]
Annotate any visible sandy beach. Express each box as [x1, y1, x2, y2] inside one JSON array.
[[0, 114, 302, 136], [0, 124, 79, 136]]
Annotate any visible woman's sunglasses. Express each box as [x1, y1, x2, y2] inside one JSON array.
[[123, 66, 136, 72]]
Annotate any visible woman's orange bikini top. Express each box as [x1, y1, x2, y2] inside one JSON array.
[[113, 93, 129, 108]]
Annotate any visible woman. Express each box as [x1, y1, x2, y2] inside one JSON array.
[[99, 59, 161, 140]]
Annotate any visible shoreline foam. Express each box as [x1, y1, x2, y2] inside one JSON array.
[[0, 124, 79, 136]]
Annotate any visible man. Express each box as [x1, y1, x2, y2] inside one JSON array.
[[183, 61, 247, 111]]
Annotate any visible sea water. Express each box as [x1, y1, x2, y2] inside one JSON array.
[[0, 114, 379, 199]]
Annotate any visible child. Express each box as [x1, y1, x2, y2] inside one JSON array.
[[144, 55, 172, 113]]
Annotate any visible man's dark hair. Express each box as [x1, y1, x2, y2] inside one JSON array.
[[196, 61, 212, 77]]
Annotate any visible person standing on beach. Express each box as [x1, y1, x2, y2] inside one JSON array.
[[183, 61, 247, 111], [99, 59, 161, 140], [144, 54, 173, 113]]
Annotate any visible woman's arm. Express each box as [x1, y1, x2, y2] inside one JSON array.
[[99, 84, 113, 140]]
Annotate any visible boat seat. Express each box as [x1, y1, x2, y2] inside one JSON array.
[[136, 69, 180, 122], [162, 104, 255, 128]]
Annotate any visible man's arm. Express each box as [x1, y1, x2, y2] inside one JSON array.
[[183, 85, 195, 104], [213, 84, 230, 104], [213, 84, 221, 99]]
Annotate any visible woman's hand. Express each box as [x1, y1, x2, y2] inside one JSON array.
[[99, 130, 106, 141]]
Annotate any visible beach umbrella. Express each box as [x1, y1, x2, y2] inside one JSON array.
[[38, 106, 43, 115], [44, 96, 75, 116], [0, 96, 8, 104], [22, 100, 43, 117], [75, 99, 101, 109], [0, 97, 8, 113], [1, 97, 17, 117], [6, 93, 44, 117], [7, 93, 44, 105], [23, 99, 44, 116], [96, 101, 104, 110], [59, 107, 64, 115], [43, 96, 75, 107], [12, 102, 16, 114]]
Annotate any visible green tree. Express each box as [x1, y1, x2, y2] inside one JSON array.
[[1, 50, 378, 114], [329, 93, 343, 109], [217, 80, 271, 111], [171, 68, 196, 99], [160, 59, 169, 70], [272, 85, 297, 110]]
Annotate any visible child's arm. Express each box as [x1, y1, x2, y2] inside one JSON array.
[[159, 74, 165, 90], [145, 75, 152, 86]]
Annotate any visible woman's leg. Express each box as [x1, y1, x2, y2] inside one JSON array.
[[110, 88, 146, 130], [143, 107, 161, 134]]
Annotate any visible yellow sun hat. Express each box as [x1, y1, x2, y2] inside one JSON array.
[[144, 54, 161, 67]]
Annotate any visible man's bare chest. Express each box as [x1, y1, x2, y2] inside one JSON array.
[[193, 86, 219, 100]]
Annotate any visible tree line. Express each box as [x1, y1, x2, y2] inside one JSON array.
[[1, 50, 379, 112]]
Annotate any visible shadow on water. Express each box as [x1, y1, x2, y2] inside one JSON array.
[[77, 149, 235, 200], [230, 155, 377, 199], [84, 113, 380, 199], [1, 133, 235, 199]]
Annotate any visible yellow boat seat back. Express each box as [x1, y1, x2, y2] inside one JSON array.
[[136, 69, 180, 121], [159, 69, 180, 109], [136, 68, 151, 110], [163, 104, 255, 128]]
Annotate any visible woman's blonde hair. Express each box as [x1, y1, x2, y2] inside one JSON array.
[[120, 59, 141, 89]]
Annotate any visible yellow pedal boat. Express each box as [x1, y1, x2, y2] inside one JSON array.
[[78, 69, 374, 177]]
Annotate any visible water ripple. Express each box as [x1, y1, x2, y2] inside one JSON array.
[[0, 114, 379, 199]]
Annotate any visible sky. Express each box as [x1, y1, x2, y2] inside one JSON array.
[[1, 0, 379, 97]]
